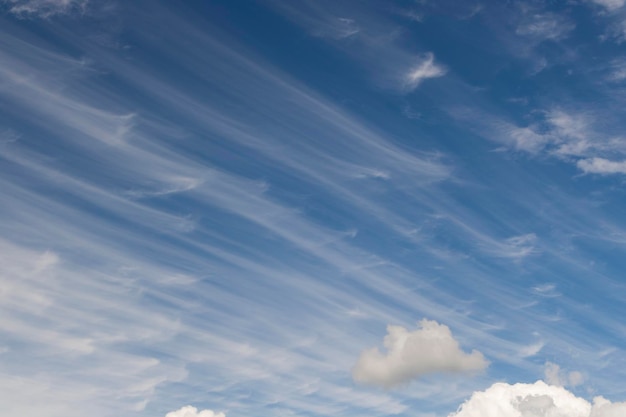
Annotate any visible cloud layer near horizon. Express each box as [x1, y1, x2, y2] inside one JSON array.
[[352, 319, 488, 388], [450, 380, 626, 417], [165, 406, 225, 417]]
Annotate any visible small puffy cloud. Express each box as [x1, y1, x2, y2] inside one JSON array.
[[165, 406, 225, 417], [577, 158, 626, 175], [2, 0, 88, 18], [450, 380, 626, 417], [404, 53, 446, 91], [544, 362, 563, 386], [352, 319, 488, 389], [544, 362, 584, 388]]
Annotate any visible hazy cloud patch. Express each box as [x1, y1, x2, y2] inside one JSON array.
[[577, 158, 626, 175], [516, 13, 575, 41], [544, 362, 584, 388], [588, 0, 625, 12]]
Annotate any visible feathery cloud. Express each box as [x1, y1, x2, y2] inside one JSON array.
[[2, 0, 88, 18], [404, 53, 447, 91], [516, 13, 575, 42]]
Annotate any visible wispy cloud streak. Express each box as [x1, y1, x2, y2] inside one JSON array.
[[2, 2, 626, 417]]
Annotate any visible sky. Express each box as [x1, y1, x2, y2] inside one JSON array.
[[2, 0, 626, 416]]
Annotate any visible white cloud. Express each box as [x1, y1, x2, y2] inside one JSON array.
[[479, 108, 626, 176], [577, 158, 626, 175], [2, 0, 88, 18], [352, 319, 488, 389], [404, 53, 447, 91], [450, 380, 626, 417], [165, 406, 225, 417]]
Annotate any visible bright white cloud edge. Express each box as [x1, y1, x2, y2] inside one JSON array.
[[352, 319, 488, 389], [165, 405, 225, 417], [450, 380, 626, 417]]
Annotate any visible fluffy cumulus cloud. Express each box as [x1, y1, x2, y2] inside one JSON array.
[[450, 381, 626, 417], [2, 0, 88, 18], [404, 53, 446, 91], [165, 406, 225, 417], [352, 319, 488, 389]]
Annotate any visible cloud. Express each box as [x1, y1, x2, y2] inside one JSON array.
[[498, 234, 538, 259], [516, 13, 575, 42], [607, 59, 626, 81], [577, 158, 626, 175], [467, 107, 626, 176], [352, 319, 488, 389], [2, 0, 88, 18], [450, 380, 626, 417], [404, 53, 447, 91], [165, 406, 225, 417], [518, 341, 544, 358], [315, 17, 360, 39], [588, 0, 625, 12], [267, 1, 446, 92], [544, 362, 584, 388]]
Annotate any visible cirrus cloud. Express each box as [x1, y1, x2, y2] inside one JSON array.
[[2, 0, 88, 18], [404, 53, 447, 91]]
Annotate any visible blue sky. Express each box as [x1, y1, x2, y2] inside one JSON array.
[[2, 0, 626, 416]]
